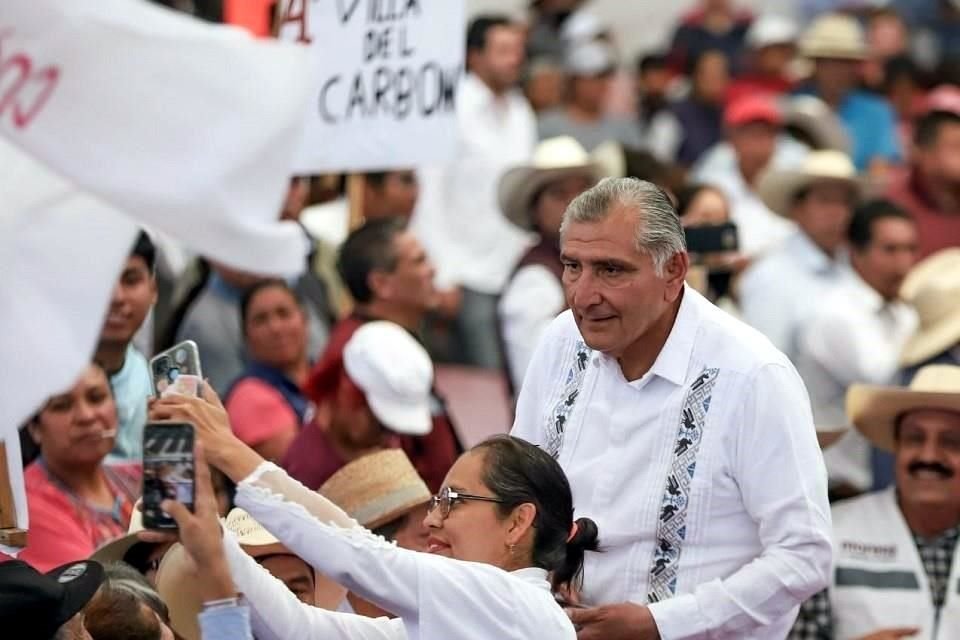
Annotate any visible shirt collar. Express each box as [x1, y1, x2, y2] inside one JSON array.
[[462, 73, 517, 110], [787, 231, 843, 274], [845, 267, 886, 313], [605, 285, 698, 388], [510, 567, 551, 590], [648, 286, 700, 386]]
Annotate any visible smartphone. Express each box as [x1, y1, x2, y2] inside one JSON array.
[[150, 340, 203, 397], [142, 422, 195, 530], [684, 222, 739, 255]]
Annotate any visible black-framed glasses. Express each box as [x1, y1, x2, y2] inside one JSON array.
[[427, 486, 506, 519]]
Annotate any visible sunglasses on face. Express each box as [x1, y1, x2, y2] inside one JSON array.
[[427, 486, 506, 520]]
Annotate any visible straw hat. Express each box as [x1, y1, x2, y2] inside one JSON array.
[[320, 449, 431, 530], [155, 544, 203, 640], [899, 249, 960, 367], [781, 95, 851, 153], [91, 500, 145, 565], [756, 150, 863, 218], [799, 13, 868, 61], [847, 365, 960, 452], [498, 136, 605, 230]]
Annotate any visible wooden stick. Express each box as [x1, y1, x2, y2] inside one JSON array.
[[347, 174, 366, 231], [0, 443, 28, 548]]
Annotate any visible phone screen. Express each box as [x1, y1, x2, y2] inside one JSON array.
[[150, 340, 203, 397], [142, 422, 195, 529]]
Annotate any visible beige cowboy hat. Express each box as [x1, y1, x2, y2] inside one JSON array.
[[781, 95, 851, 154], [799, 13, 868, 61], [91, 500, 146, 565], [899, 249, 960, 367], [155, 512, 292, 640], [498, 136, 607, 230], [320, 448, 431, 529], [847, 365, 960, 452], [156, 508, 349, 640], [155, 544, 203, 640], [757, 150, 864, 218]]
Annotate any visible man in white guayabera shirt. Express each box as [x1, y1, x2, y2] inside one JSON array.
[[511, 177, 832, 639]]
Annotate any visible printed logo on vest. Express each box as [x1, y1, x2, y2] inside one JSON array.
[[840, 540, 898, 562]]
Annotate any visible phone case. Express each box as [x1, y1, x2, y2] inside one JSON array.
[[150, 340, 203, 397], [142, 423, 195, 530]]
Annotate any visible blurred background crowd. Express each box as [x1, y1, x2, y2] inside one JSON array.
[[7, 0, 960, 638]]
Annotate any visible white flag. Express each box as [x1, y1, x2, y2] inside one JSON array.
[[0, 1, 316, 437], [1, 0, 312, 274]]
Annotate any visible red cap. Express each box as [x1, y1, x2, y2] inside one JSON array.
[[926, 85, 960, 116], [724, 94, 783, 128]]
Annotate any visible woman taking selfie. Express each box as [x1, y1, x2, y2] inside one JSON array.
[[148, 387, 598, 639]]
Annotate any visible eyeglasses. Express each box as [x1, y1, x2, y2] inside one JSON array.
[[427, 486, 506, 520]]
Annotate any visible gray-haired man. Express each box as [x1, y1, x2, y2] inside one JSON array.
[[512, 177, 832, 639]]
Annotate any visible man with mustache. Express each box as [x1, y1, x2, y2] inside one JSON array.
[[791, 365, 960, 639]]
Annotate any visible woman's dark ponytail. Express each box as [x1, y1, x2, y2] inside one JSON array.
[[551, 517, 600, 592]]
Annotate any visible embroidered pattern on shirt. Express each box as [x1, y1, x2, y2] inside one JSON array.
[[647, 367, 720, 602], [545, 341, 591, 458]]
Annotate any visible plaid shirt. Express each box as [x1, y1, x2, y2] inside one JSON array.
[[791, 526, 960, 639]]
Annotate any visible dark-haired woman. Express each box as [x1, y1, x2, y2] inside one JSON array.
[[20, 364, 141, 571], [149, 387, 599, 639], [225, 280, 313, 462]]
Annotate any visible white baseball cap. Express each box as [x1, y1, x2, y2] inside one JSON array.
[[343, 321, 434, 436], [746, 14, 799, 50], [565, 41, 617, 77]]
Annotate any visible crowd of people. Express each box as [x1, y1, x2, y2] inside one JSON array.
[[4, 0, 960, 638]]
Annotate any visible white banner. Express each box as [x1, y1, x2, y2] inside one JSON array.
[[0, 0, 320, 517], [278, 0, 465, 172]]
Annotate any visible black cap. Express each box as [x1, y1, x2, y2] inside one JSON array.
[[0, 560, 105, 640]]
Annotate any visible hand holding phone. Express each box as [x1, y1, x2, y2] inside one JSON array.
[[138, 442, 236, 601], [142, 422, 196, 530]]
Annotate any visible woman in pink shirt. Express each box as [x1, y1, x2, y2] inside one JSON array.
[[20, 363, 141, 571], [225, 280, 314, 463]]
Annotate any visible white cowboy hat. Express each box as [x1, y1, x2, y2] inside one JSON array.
[[498, 136, 605, 230], [781, 95, 851, 153], [799, 13, 868, 61], [847, 365, 960, 452], [756, 150, 864, 218], [899, 249, 960, 367]]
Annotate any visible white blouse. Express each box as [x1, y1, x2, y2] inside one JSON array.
[[231, 462, 576, 640]]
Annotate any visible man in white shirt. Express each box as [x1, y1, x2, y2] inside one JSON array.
[[795, 199, 920, 497], [497, 136, 600, 394], [300, 171, 420, 249], [512, 177, 831, 639], [739, 150, 861, 360], [792, 365, 960, 639], [411, 15, 536, 369]]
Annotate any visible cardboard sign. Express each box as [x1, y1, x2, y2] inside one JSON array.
[[278, 0, 465, 172]]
